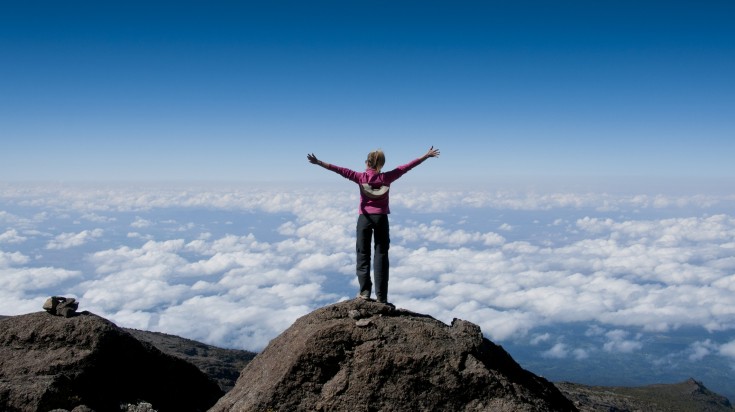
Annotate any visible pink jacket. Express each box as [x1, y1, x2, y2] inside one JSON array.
[[327, 157, 425, 214]]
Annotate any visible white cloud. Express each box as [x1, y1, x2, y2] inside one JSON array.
[[530, 333, 551, 345], [603, 330, 643, 353], [131, 217, 153, 228], [295, 252, 352, 273], [82, 275, 191, 312], [0, 267, 83, 295], [393, 222, 506, 247], [393, 189, 733, 212], [3, 182, 732, 214], [0, 209, 46, 229], [390, 276, 439, 298], [127, 232, 153, 240], [0, 229, 26, 244], [0, 210, 20, 224], [0, 251, 30, 267], [572, 348, 590, 360], [719, 340, 735, 359], [75, 231, 343, 349], [689, 339, 718, 361], [2, 183, 735, 356], [81, 213, 116, 223], [46, 229, 104, 250], [88, 239, 188, 277], [498, 223, 513, 231], [543, 343, 569, 359], [541, 342, 589, 360]]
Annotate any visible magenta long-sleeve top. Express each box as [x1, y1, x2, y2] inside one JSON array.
[[326, 157, 425, 214]]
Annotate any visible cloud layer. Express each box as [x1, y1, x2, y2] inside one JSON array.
[[1, 182, 734, 370]]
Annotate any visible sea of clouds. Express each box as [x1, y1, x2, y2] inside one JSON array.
[[1, 181, 734, 395]]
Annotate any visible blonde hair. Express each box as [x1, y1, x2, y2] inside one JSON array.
[[366, 149, 385, 172]]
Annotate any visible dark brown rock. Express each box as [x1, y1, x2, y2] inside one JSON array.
[[0, 311, 223, 412], [210, 299, 578, 412], [42, 296, 79, 318], [124, 328, 256, 393]]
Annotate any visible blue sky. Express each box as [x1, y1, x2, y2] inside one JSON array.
[[2, 1, 733, 182]]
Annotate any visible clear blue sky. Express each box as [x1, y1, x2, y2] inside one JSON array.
[[2, 1, 733, 182]]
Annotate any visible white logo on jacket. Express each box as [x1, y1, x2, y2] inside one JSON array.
[[360, 184, 389, 199]]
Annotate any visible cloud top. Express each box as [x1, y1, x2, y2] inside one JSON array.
[[0, 183, 734, 363]]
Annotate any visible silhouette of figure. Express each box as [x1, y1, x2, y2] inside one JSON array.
[[307, 147, 440, 304]]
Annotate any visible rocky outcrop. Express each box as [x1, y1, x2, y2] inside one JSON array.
[[124, 328, 256, 393], [211, 299, 578, 412], [0, 311, 223, 412], [557, 378, 734, 412], [2, 306, 732, 412]]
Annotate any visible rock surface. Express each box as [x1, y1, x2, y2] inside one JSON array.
[[1, 309, 732, 412], [124, 328, 256, 393], [0, 311, 223, 412], [556, 378, 734, 412], [210, 299, 578, 412]]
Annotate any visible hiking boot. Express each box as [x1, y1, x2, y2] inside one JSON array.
[[356, 292, 373, 302]]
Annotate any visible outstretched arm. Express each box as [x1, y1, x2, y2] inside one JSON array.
[[307, 153, 331, 169], [307, 153, 361, 183], [382, 146, 440, 182]]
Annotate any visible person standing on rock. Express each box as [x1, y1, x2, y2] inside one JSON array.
[[307, 146, 440, 304]]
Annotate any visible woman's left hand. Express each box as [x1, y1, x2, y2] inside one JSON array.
[[424, 146, 440, 158]]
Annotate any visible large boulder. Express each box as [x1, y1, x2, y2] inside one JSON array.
[[0, 311, 223, 412], [211, 299, 577, 412]]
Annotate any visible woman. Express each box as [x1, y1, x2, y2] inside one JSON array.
[[307, 146, 440, 304]]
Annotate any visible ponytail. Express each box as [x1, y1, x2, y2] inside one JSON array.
[[366, 149, 386, 172]]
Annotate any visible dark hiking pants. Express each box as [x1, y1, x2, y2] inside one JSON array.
[[356, 213, 390, 302]]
